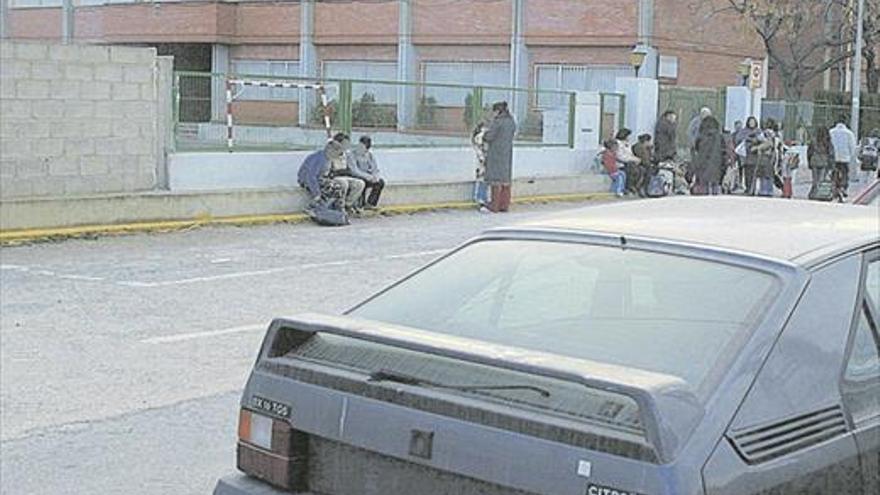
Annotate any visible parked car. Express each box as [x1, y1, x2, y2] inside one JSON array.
[[215, 197, 879, 495], [853, 178, 880, 206]]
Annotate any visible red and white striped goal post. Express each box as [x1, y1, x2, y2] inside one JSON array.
[[225, 78, 335, 151]]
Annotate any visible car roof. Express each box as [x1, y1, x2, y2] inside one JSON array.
[[513, 197, 879, 266]]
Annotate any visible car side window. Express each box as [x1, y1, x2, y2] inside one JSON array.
[[842, 259, 880, 427], [866, 261, 879, 307]]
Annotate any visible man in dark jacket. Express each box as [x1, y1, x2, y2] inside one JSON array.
[[654, 110, 678, 162], [484, 101, 517, 212], [694, 116, 724, 195], [298, 140, 346, 208]]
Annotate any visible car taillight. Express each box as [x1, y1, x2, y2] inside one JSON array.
[[237, 409, 308, 491]]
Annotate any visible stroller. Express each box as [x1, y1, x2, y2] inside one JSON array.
[[859, 137, 879, 173]]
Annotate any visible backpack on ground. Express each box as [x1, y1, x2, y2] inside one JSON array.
[[307, 179, 349, 227], [308, 202, 349, 227], [811, 169, 835, 202], [813, 180, 835, 202], [646, 165, 673, 198]]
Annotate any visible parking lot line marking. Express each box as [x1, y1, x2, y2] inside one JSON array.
[[0, 264, 29, 271], [116, 249, 450, 288], [117, 260, 353, 287], [383, 249, 448, 260], [140, 324, 266, 344], [56, 274, 106, 282]]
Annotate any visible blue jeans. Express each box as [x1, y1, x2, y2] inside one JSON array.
[[610, 171, 627, 195], [758, 177, 774, 196], [474, 180, 489, 205]]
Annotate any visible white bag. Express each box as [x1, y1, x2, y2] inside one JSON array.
[[735, 141, 748, 158]]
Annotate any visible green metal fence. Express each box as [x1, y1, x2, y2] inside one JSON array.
[[173, 71, 577, 152], [762, 100, 880, 142]]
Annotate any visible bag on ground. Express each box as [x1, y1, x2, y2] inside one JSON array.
[[308, 202, 349, 226], [646, 165, 674, 198], [813, 180, 835, 201]]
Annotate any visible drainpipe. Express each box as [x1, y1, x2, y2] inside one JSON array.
[[298, 0, 318, 127], [62, 0, 74, 44], [1, 0, 9, 40], [508, 0, 527, 123]]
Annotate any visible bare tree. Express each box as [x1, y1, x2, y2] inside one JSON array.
[[863, 0, 879, 93], [691, 0, 880, 99]]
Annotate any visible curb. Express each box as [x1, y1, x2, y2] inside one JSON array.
[[0, 192, 612, 245]]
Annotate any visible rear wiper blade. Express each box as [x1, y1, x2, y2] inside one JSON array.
[[368, 369, 551, 398]]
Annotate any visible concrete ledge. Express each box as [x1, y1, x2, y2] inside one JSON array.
[[0, 174, 609, 242]]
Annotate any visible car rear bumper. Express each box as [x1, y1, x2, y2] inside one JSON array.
[[213, 474, 302, 495]]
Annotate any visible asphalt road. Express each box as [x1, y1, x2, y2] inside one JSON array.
[[0, 202, 598, 495]]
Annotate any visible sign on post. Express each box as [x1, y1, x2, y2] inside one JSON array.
[[749, 62, 763, 90]]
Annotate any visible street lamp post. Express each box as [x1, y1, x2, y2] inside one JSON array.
[[630, 44, 649, 78], [851, 0, 865, 138]]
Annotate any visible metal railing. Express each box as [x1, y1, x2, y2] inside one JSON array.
[[762, 100, 880, 142], [172, 71, 577, 152]]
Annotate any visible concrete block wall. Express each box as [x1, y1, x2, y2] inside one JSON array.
[[0, 41, 168, 200]]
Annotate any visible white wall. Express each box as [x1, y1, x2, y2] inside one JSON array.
[[615, 77, 658, 137], [0, 42, 167, 199], [168, 146, 595, 191]]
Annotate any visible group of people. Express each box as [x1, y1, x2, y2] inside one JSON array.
[[599, 109, 688, 198], [299, 100, 518, 226], [601, 105, 879, 201], [297, 132, 385, 223]]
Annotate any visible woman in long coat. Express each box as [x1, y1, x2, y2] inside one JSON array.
[[740, 116, 763, 195], [694, 116, 724, 195], [484, 101, 517, 212]]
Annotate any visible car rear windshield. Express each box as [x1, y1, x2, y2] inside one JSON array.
[[351, 240, 780, 395]]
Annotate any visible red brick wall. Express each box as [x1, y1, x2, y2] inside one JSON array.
[[8, 8, 61, 41], [412, 0, 510, 45], [75, 3, 232, 43], [230, 45, 300, 61], [525, 0, 638, 45], [234, 3, 300, 45], [315, 1, 398, 45], [417, 44, 509, 63], [7, 0, 771, 91], [653, 0, 764, 87], [529, 46, 632, 66], [318, 45, 398, 62], [232, 101, 299, 126]]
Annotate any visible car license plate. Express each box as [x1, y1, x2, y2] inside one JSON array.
[[249, 396, 291, 419]]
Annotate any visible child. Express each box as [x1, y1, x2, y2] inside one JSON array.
[[602, 139, 626, 197], [471, 122, 491, 209]]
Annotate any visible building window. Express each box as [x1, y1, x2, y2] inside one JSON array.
[[230, 60, 300, 101], [422, 62, 510, 107], [322, 61, 398, 105], [11, 0, 61, 7], [535, 64, 633, 108], [13, 0, 177, 5], [658, 56, 680, 80]]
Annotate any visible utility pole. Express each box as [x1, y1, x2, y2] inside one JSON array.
[[1, 0, 9, 40], [851, 0, 865, 137], [62, 0, 74, 44]]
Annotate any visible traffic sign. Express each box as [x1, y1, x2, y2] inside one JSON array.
[[749, 62, 763, 89]]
